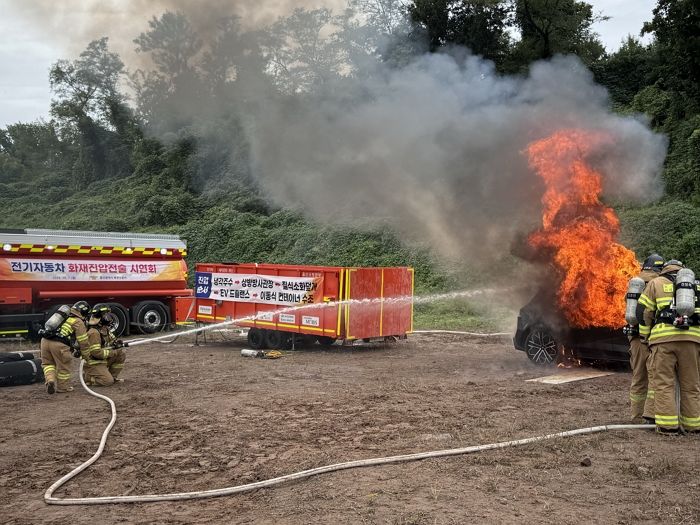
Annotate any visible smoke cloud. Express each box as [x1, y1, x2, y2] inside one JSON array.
[[7, 1, 667, 270], [250, 53, 667, 263]]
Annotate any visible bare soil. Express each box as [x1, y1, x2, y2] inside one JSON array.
[[1, 332, 698, 525]]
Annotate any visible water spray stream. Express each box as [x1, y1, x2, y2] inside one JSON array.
[[127, 287, 511, 347]]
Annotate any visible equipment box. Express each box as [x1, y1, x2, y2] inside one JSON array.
[[191, 263, 413, 342]]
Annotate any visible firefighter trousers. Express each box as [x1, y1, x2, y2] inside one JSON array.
[[649, 341, 700, 432], [40, 338, 73, 392], [83, 349, 126, 386], [629, 337, 654, 421]]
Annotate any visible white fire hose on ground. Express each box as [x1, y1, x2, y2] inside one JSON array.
[[44, 361, 655, 506]]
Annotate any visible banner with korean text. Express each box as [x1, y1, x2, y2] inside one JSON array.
[[195, 272, 322, 306], [0, 258, 186, 282]]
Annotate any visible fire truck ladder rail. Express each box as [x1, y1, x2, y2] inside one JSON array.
[[44, 360, 655, 506]]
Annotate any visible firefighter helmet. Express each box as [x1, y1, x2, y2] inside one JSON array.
[[662, 259, 684, 270], [72, 301, 91, 317], [90, 305, 111, 317], [642, 253, 664, 272]]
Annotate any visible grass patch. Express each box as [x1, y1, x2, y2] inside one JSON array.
[[413, 297, 513, 332]]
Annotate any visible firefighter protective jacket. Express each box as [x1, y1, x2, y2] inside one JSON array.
[[83, 325, 116, 365], [638, 264, 700, 344], [57, 311, 90, 352]]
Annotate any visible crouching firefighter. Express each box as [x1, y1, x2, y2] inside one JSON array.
[[624, 254, 664, 423], [637, 260, 700, 433], [82, 305, 127, 386], [39, 301, 91, 394]]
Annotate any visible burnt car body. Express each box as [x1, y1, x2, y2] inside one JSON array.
[[513, 293, 630, 365]]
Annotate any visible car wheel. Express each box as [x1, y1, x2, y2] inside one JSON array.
[[247, 328, 267, 350], [525, 326, 559, 365]]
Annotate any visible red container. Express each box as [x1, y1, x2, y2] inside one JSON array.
[[189, 263, 414, 343]]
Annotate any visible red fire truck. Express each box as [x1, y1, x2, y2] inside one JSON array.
[[0, 229, 192, 339], [178, 262, 414, 348]]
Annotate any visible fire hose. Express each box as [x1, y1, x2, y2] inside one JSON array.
[[44, 359, 655, 506]]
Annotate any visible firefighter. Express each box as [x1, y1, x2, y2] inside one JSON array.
[[82, 305, 126, 386], [628, 254, 664, 423], [638, 260, 700, 434], [40, 301, 91, 394]]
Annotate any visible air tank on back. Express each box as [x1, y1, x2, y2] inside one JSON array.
[[44, 304, 71, 332], [675, 268, 696, 317], [625, 277, 646, 325]]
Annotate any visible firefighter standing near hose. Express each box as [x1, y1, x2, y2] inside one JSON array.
[[82, 305, 127, 386], [40, 301, 91, 394], [626, 254, 664, 424], [637, 260, 700, 433]]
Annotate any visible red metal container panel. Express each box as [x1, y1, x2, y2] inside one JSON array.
[[175, 296, 196, 323], [345, 268, 382, 340], [380, 268, 414, 336]]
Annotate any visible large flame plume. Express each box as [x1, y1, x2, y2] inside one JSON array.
[[527, 129, 639, 328]]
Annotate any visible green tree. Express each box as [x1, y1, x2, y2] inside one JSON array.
[[510, 0, 605, 67], [591, 37, 657, 108], [49, 38, 131, 186], [260, 8, 347, 94], [50, 37, 125, 124], [642, 0, 700, 100], [408, 0, 511, 66], [132, 12, 206, 131]]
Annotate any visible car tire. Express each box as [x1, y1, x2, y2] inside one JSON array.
[[525, 326, 559, 365], [132, 301, 168, 334]]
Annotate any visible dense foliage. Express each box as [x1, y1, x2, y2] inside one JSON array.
[[1, 0, 699, 294]]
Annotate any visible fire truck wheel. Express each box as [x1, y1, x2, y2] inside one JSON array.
[[524, 326, 558, 365], [265, 330, 292, 350], [247, 328, 268, 350], [94, 303, 128, 337], [132, 301, 168, 334]]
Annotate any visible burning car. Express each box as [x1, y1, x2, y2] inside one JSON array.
[[513, 291, 630, 365], [511, 129, 640, 366]]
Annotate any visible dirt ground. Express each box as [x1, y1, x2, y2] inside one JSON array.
[[1, 331, 698, 525]]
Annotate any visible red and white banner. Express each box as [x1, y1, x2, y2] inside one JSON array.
[[0, 258, 186, 282], [195, 271, 322, 305]]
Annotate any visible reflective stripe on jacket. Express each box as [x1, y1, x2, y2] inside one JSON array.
[[58, 316, 90, 351], [83, 327, 112, 365]]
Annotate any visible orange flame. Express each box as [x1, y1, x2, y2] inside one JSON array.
[[527, 129, 638, 328]]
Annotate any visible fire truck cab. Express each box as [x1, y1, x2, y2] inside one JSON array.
[[0, 229, 192, 339]]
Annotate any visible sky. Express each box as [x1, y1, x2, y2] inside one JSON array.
[[0, 0, 657, 128]]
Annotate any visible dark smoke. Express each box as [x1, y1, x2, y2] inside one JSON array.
[[250, 53, 666, 264]]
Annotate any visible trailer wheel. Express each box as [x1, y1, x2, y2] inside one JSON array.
[[265, 330, 292, 350], [247, 328, 267, 350], [525, 326, 559, 365], [94, 303, 128, 337], [132, 301, 168, 334], [316, 336, 336, 346]]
